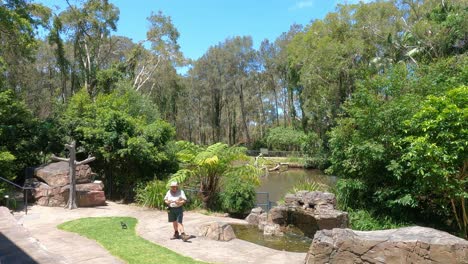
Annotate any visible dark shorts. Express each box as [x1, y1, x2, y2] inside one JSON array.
[[168, 207, 183, 223]]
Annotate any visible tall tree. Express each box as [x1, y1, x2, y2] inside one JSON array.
[[60, 0, 119, 96], [0, 0, 49, 91]]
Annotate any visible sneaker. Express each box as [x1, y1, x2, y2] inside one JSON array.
[[181, 233, 190, 242], [170, 231, 180, 240]]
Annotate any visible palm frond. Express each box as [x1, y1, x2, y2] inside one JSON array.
[[167, 169, 194, 187], [194, 143, 228, 164], [175, 140, 202, 163]]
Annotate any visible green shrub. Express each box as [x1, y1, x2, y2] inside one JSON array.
[[135, 180, 167, 209], [301, 132, 329, 169], [220, 176, 256, 215], [333, 179, 367, 210], [348, 209, 409, 231], [265, 127, 306, 151]]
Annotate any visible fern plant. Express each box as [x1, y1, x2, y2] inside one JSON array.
[[168, 141, 261, 209]]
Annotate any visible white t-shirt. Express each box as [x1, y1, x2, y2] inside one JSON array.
[[164, 190, 187, 208]]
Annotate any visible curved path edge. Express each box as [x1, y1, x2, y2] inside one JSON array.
[[14, 202, 306, 264]]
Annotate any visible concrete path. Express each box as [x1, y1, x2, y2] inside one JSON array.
[[0, 207, 67, 264], [13, 202, 306, 264]]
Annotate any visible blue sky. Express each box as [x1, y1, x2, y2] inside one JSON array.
[[38, 0, 365, 61]]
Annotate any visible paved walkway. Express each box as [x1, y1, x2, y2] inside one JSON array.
[[0, 207, 67, 264], [13, 202, 306, 264]]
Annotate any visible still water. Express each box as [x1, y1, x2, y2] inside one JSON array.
[[231, 224, 313, 252], [232, 169, 336, 252], [256, 169, 336, 205]]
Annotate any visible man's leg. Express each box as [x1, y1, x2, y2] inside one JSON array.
[[177, 212, 189, 242], [171, 221, 180, 239], [169, 210, 180, 239]]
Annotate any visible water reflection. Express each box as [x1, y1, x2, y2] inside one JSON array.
[[256, 169, 336, 204]]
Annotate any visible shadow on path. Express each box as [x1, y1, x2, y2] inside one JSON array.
[[0, 232, 38, 264]]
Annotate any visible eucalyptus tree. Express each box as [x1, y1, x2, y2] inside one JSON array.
[[258, 39, 281, 126], [0, 0, 49, 91], [274, 24, 303, 127], [223, 36, 258, 145], [399, 0, 468, 60], [190, 45, 226, 144], [58, 0, 119, 96], [132, 11, 183, 92]]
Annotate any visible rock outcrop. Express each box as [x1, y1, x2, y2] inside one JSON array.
[[245, 191, 348, 237], [197, 222, 236, 241], [31, 161, 105, 207], [305, 227, 468, 264]]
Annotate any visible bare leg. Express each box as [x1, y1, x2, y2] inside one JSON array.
[[172, 221, 178, 232], [177, 222, 185, 234]]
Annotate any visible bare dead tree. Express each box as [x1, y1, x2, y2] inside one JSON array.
[[52, 141, 95, 209]]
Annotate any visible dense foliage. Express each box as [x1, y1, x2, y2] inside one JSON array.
[[265, 126, 305, 151], [0, 90, 62, 199], [62, 85, 178, 200], [168, 141, 260, 211], [393, 86, 467, 236]]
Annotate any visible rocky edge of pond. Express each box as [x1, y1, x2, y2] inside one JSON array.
[[244, 191, 468, 264]]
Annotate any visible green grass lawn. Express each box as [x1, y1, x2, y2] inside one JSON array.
[[58, 217, 205, 264]]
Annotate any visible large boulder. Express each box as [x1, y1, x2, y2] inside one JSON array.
[[31, 180, 106, 207], [34, 161, 95, 187], [31, 182, 68, 207], [31, 162, 105, 207], [197, 222, 237, 241], [76, 181, 106, 207], [305, 227, 468, 264]]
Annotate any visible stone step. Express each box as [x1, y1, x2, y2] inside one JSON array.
[[0, 207, 68, 264]]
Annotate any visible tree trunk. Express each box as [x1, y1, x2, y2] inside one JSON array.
[[67, 142, 77, 209], [273, 79, 280, 126], [239, 83, 251, 144]]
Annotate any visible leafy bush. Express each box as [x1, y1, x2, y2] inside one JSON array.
[[333, 179, 367, 211], [135, 180, 167, 209], [392, 86, 468, 237], [220, 175, 256, 215], [0, 90, 60, 186], [348, 209, 409, 231], [301, 132, 329, 169], [61, 85, 178, 200], [265, 126, 306, 151]]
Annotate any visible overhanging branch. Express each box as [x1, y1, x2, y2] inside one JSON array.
[[75, 156, 96, 166]]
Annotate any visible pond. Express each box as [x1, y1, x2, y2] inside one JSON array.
[[231, 224, 313, 252], [255, 169, 336, 207]]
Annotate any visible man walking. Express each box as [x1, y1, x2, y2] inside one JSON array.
[[164, 181, 190, 241]]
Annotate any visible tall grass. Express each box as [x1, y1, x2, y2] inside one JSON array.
[[289, 178, 330, 193], [135, 180, 167, 209], [348, 209, 410, 231]]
